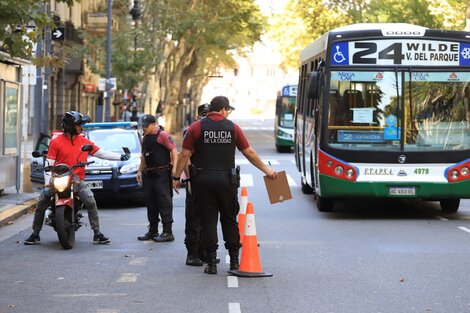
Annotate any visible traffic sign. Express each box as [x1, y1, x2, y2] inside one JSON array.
[[98, 78, 117, 91], [52, 27, 65, 41]]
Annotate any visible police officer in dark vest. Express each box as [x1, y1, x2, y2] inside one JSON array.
[[172, 96, 277, 274], [182, 103, 210, 266], [137, 114, 178, 242]]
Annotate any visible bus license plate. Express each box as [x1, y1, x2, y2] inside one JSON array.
[[86, 181, 103, 189], [389, 186, 415, 196]]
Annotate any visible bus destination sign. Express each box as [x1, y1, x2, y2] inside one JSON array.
[[331, 40, 470, 66]]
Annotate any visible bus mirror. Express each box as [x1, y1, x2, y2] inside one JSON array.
[[307, 71, 320, 99]]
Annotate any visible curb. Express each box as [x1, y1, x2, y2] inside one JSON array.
[[0, 199, 38, 228]]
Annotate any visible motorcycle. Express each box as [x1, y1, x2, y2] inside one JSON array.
[[32, 144, 95, 250]]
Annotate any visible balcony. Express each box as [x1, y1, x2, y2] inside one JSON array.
[[85, 12, 118, 34]]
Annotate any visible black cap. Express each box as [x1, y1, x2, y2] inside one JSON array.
[[141, 114, 156, 127], [197, 103, 210, 116], [209, 96, 235, 112]]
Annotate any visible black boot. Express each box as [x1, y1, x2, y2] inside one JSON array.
[[186, 254, 204, 266], [204, 252, 217, 274], [153, 224, 174, 242], [186, 245, 203, 266], [229, 249, 240, 271], [137, 224, 158, 241]]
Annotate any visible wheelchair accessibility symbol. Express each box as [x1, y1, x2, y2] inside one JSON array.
[[332, 43, 348, 65]]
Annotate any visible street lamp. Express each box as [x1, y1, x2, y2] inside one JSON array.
[[104, 0, 112, 122], [129, 0, 141, 115], [129, 0, 141, 61]]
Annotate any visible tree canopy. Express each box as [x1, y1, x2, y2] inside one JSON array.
[[0, 0, 74, 60]]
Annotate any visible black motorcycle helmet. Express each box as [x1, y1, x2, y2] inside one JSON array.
[[61, 111, 92, 135]]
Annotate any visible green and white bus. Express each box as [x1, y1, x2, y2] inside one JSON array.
[[295, 23, 470, 212], [275, 85, 297, 152]]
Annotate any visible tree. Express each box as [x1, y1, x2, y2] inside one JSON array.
[[80, 0, 265, 132], [145, 0, 265, 132], [0, 0, 74, 61]]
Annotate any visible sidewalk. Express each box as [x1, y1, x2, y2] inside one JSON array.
[[0, 136, 40, 227], [0, 186, 39, 227]]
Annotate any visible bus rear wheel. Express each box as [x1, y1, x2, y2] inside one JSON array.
[[440, 199, 460, 213], [315, 194, 334, 212]]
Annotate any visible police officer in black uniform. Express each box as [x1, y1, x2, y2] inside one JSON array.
[[172, 96, 277, 274], [137, 114, 178, 242], [183, 103, 209, 266]]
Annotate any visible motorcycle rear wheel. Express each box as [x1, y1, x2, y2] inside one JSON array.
[[54, 205, 75, 249]]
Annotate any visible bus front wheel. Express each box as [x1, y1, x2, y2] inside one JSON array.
[[440, 199, 460, 213], [315, 195, 334, 212]]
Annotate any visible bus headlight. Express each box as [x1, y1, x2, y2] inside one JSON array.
[[120, 162, 140, 174], [277, 129, 293, 139], [52, 176, 70, 192], [450, 170, 459, 180], [334, 166, 344, 175], [327, 160, 333, 167], [461, 167, 469, 176], [345, 169, 355, 179]]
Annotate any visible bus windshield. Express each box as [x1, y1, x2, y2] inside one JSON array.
[[327, 70, 470, 151], [279, 96, 295, 128]]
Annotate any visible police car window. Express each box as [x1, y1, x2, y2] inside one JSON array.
[[88, 131, 139, 153]]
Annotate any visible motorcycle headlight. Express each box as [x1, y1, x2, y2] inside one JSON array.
[[120, 161, 140, 174], [52, 176, 70, 192]]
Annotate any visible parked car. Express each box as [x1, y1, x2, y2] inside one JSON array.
[[30, 122, 144, 203]]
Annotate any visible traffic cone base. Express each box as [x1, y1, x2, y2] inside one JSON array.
[[228, 269, 272, 277]]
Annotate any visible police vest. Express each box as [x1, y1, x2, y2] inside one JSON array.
[[142, 129, 171, 168], [192, 117, 236, 171]]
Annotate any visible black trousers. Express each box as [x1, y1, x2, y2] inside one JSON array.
[[193, 172, 241, 254], [143, 169, 173, 232], [184, 184, 202, 255]]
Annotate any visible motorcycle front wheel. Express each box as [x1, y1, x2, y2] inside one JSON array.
[[54, 205, 75, 249]]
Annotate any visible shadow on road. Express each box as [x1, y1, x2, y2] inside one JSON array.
[[321, 198, 462, 220]]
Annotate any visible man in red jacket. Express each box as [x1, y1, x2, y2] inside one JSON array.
[[24, 111, 130, 245]]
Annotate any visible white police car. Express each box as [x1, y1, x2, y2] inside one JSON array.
[[30, 122, 143, 203]]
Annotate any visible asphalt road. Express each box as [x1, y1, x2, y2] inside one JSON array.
[[1, 118, 470, 313]]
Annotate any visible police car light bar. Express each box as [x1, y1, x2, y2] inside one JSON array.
[[83, 122, 139, 129]]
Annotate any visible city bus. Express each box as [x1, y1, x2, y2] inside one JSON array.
[[275, 85, 297, 152], [295, 23, 470, 212]]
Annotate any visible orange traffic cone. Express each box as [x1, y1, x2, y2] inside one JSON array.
[[238, 187, 248, 245], [229, 201, 272, 277]]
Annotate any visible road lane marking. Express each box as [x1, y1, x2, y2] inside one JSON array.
[[458, 226, 470, 233], [117, 273, 140, 283], [436, 216, 449, 221], [97, 310, 119, 313], [240, 174, 253, 187], [52, 293, 127, 297], [227, 276, 238, 288], [229, 303, 241, 313], [129, 257, 147, 265], [286, 174, 298, 187]]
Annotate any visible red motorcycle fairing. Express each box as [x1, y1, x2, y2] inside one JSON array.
[[56, 198, 73, 207]]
